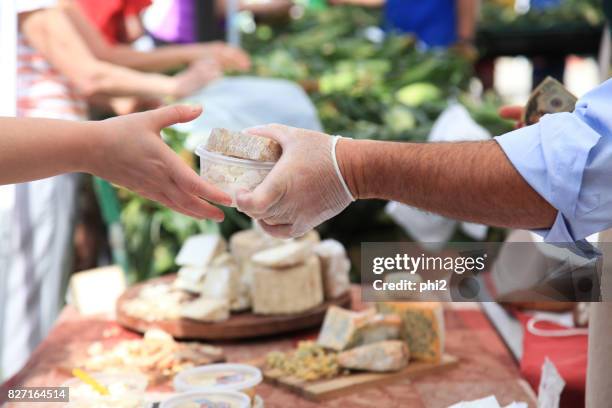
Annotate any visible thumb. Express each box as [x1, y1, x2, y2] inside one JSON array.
[[236, 169, 285, 217], [149, 104, 203, 129]]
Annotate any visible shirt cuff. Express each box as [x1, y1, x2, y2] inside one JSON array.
[[495, 113, 601, 243]]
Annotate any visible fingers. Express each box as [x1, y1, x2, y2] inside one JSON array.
[[498, 106, 524, 121], [236, 170, 285, 216], [164, 178, 226, 221], [149, 104, 203, 129], [168, 153, 232, 206], [244, 124, 292, 146]]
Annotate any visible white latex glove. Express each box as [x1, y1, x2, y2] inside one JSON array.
[[236, 124, 355, 238]]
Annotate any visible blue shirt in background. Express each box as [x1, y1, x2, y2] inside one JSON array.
[[495, 79, 612, 243], [384, 0, 457, 48]]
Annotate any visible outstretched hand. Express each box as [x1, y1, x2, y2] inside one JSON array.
[[90, 105, 231, 220]]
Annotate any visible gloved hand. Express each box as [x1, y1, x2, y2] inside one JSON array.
[[236, 124, 355, 238]]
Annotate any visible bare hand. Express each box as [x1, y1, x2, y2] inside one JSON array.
[[89, 105, 231, 220], [200, 42, 252, 72], [174, 59, 224, 98]]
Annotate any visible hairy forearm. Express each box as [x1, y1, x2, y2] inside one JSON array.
[[456, 0, 479, 41], [0, 118, 98, 184], [337, 138, 557, 229]]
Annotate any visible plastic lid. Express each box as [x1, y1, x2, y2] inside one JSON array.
[[174, 363, 263, 393], [160, 390, 251, 408], [195, 145, 276, 169]]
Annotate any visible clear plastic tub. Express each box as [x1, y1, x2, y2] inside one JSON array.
[[62, 372, 148, 408], [173, 363, 263, 400], [160, 390, 251, 408], [196, 145, 275, 207]]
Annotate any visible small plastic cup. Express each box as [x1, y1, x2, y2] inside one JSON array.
[[62, 372, 148, 408], [195, 146, 275, 207], [173, 363, 263, 400], [160, 390, 251, 408]]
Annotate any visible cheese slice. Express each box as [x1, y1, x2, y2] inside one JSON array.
[[207, 128, 282, 162], [201, 253, 240, 305], [250, 255, 323, 315], [314, 239, 351, 299], [230, 229, 281, 264], [251, 241, 313, 268], [176, 234, 226, 268], [174, 266, 208, 293], [180, 298, 230, 322], [376, 302, 444, 363], [337, 340, 409, 372], [317, 306, 401, 351], [317, 306, 374, 351]]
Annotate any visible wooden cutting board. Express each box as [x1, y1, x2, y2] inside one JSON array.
[[254, 354, 459, 402], [116, 274, 351, 341]]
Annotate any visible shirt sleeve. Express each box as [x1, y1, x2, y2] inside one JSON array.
[[495, 78, 612, 243]]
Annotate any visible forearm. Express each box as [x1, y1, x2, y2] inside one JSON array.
[[103, 44, 203, 72], [456, 0, 479, 41], [337, 138, 557, 229], [0, 118, 98, 184], [78, 61, 177, 97]]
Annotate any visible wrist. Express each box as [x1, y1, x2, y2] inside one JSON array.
[[336, 137, 366, 199], [77, 120, 110, 175]]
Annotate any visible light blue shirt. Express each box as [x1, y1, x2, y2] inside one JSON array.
[[495, 78, 612, 243]]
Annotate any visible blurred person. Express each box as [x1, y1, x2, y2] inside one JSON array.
[[143, 0, 292, 45], [0, 0, 227, 379], [329, 0, 479, 51], [73, 0, 251, 71], [236, 77, 612, 245]]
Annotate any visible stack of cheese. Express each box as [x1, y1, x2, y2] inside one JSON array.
[[230, 227, 352, 315], [317, 306, 409, 372], [316, 302, 445, 372], [173, 234, 245, 322]]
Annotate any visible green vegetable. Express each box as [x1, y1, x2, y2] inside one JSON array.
[[396, 83, 442, 108]]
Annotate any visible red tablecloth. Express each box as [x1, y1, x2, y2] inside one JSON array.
[[2, 289, 537, 407], [516, 311, 588, 408]]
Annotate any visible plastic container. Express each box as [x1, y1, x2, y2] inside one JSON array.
[[196, 146, 275, 207], [174, 363, 263, 399], [160, 390, 251, 408], [62, 372, 148, 408]]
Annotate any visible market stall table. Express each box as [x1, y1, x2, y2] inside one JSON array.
[[1, 287, 537, 407]]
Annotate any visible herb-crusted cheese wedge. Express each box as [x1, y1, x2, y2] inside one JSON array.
[[337, 340, 409, 372], [207, 128, 282, 162], [376, 302, 444, 363]]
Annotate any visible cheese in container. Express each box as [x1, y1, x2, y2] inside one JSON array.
[[160, 390, 251, 408], [196, 128, 281, 207], [174, 363, 263, 402], [62, 372, 147, 408]]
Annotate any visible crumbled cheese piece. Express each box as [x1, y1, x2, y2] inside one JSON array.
[[337, 340, 409, 372]]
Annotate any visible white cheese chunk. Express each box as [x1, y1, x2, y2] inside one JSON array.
[[314, 239, 351, 299], [250, 255, 323, 315], [180, 298, 230, 322], [251, 241, 313, 268], [176, 234, 226, 268], [201, 253, 240, 303]]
